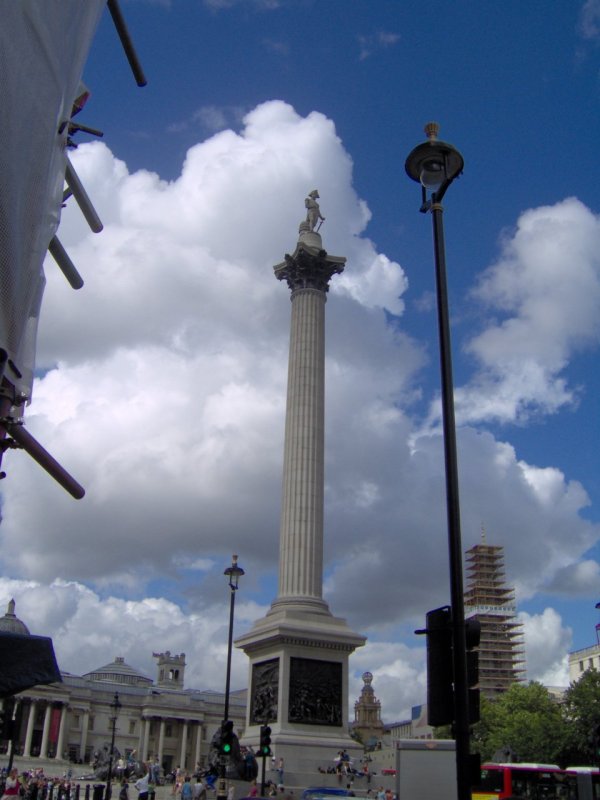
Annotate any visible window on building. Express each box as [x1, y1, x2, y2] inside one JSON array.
[[166, 725, 173, 738], [129, 721, 136, 735], [580, 661, 584, 671], [589, 658, 595, 669], [73, 715, 80, 730], [89, 717, 95, 731]]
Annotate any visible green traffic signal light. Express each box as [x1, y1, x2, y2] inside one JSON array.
[[259, 724, 272, 757], [220, 720, 235, 755]]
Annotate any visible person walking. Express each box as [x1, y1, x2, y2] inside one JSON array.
[[134, 769, 150, 800]]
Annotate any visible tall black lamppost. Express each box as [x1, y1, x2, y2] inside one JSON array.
[[216, 554, 244, 800], [105, 692, 122, 800], [405, 123, 471, 800]]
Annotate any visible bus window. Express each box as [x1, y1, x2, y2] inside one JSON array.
[[472, 767, 505, 797]]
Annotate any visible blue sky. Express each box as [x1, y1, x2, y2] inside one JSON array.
[[1, 0, 600, 723], [85, 0, 600, 508]]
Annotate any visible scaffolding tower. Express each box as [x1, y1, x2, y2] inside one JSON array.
[[464, 541, 525, 698]]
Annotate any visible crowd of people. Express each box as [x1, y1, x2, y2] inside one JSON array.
[[317, 751, 373, 782], [0, 766, 82, 800], [0, 747, 394, 800], [117, 761, 213, 800], [0, 761, 213, 800]]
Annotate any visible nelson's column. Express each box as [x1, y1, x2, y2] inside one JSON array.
[[236, 192, 366, 769]]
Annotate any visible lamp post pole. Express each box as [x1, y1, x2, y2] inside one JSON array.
[[105, 692, 122, 800], [406, 123, 471, 800], [217, 555, 244, 800]]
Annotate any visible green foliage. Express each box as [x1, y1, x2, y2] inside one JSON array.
[[430, 674, 600, 768], [433, 724, 453, 740], [470, 682, 566, 765], [561, 669, 600, 765]]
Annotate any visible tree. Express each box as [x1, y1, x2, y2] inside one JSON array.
[[471, 682, 566, 764], [561, 668, 600, 766]]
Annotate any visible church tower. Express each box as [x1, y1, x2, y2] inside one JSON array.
[[153, 651, 186, 690], [236, 192, 365, 769], [353, 672, 385, 747]]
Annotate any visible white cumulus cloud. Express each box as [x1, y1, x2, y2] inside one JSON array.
[[455, 198, 600, 425], [0, 102, 598, 712]]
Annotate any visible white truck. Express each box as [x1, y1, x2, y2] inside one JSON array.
[[374, 738, 458, 800]]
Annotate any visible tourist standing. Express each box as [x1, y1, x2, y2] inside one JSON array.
[[181, 778, 193, 800], [192, 778, 207, 800], [2, 769, 19, 800], [134, 769, 150, 800]]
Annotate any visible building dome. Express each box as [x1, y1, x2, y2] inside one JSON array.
[[0, 599, 30, 635], [83, 656, 152, 687]]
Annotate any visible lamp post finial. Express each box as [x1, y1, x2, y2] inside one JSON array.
[[424, 122, 440, 141]]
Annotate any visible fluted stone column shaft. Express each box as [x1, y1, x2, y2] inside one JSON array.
[[142, 719, 150, 762], [24, 700, 36, 757], [194, 724, 202, 768], [278, 287, 326, 601], [80, 710, 89, 762], [56, 705, 67, 760], [180, 720, 188, 770], [158, 719, 165, 766], [40, 704, 51, 758]]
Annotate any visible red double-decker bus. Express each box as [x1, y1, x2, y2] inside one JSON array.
[[472, 763, 570, 799], [564, 767, 600, 800]]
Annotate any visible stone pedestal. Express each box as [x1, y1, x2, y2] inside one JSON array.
[[236, 604, 365, 770]]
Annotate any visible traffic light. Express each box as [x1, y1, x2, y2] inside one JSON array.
[[420, 606, 454, 727], [470, 753, 482, 787], [220, 720, 234, 755], [465, 617, 481, 724], [259, 724, 272, 757]]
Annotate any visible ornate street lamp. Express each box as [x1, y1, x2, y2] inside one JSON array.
[[216, 555, 244, 800], [105, 691, 122, 800], [405, 123, 471, 800]]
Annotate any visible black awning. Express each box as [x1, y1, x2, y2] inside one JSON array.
[[0, 631, 61, 697]]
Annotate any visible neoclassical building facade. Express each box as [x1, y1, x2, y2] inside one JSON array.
[[1, 604, 246, 773]]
